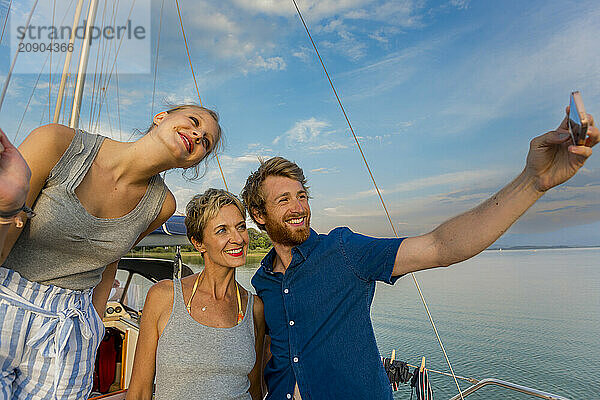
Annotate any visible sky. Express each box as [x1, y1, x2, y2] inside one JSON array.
[[1, 0, 599, 247]]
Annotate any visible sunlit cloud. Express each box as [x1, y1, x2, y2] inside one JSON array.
[[273, 117, 330, 144], [311, 167, 341, 174], [348, 169, 507, 200]]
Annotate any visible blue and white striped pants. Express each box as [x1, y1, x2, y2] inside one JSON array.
[[0, 267, 105, 400]]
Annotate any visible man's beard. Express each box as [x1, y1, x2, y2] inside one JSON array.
[[264, 213, 310, 247]]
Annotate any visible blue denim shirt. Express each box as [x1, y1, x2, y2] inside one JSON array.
[[252, 227, 404, 400]]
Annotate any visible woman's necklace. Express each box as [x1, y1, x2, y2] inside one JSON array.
[[185, 271, 244, 323]]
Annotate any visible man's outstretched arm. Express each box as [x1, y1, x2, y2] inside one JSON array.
[[393, 112, 598, 276]]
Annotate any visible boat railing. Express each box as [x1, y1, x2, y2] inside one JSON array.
[[448, 378, 571, 400], [399, 361, 571, 400]]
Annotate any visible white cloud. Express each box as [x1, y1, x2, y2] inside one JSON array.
[[311, 167, 341, 174], [271, 118, 352, 153], [230, 0, 372, 19], [244, 56, 287, 73], [309, 142, 348, 151], [292, 46, 311, 62], [274, 117, 330, 144], [322, 30, 368, 60], [449, 0, 470, 10], [334, 25, 471, 100], [428, 4, 600, 136], [349, 169, 506, 200]]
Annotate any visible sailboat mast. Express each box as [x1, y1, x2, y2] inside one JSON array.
[[69, 0, 99, 129], [52, 0, 85, 124]]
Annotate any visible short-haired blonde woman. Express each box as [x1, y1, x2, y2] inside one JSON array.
[[127, 189, 266, 400]]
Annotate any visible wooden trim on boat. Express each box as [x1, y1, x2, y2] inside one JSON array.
[[89, 389, 127, 400], [121, 330, 129, 390]]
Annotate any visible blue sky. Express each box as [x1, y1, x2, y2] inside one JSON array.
[[1, 0, 599, 246]]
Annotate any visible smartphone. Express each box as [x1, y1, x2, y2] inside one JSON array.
[[568, 91, 588, 146]]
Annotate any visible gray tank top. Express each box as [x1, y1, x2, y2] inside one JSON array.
[[155, 278, 255, 400], [3, 129, 167, 290]]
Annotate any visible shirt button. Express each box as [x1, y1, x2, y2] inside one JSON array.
[[284, 288, 289, 294], [289, 320, 295, 326], [293, 357, 299, 363], [287, 394, 292, 399]]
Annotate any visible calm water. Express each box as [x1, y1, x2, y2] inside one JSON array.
[[190, 248, 600, 399]]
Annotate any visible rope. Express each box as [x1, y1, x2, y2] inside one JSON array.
[[96, 0, 120, 132], [151, 0, 165, 118], [115, 56, 122, 140], [103, 88, 114, 137], [92, 0, 115, 133], [61, 72, 69, 124], [89, 0, 110, 132], [16, 51, 51, 139], [112, 0, 122, 140], [290, 1, 464, 398], [49, 0, 56, 122], [0, 0, 12, 46], [405, 363, 478, 384], [14, 0, 73, 138], [0, 0, 40, 114], [174, 0, 228, 191], [88, 0, 136, 134]]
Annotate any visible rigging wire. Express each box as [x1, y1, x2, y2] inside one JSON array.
[[98, 0, 122, 137], [16, 51, 51, 138], [174, 0, 228, 191], [49, 0, 56, 122], [69, 29, 86, 127], [88, 0, 109, 131], [405, 363, 478, 384], [0, 0, 40, 114], [12, 0, 73, 138], [114, 46, 122, 141], [290, 1, 464, 398], [61, 73, 69, 124], [151, 0, 165, 119], [153, 0, 165, 178], [88, 0, 136, 126], [112, 0, 122, 140], [95, 0, 120, 133], [103, 87, 113, 137], [92, 0, 113, 132], [0, 0, 12, 47]]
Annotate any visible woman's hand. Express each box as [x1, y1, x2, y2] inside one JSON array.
[[0, 128, 31, 213]]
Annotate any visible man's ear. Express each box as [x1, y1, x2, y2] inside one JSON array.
[[252, 208, 266, 226], [153, 111, 168, 126], [190, 237, 206, 254]]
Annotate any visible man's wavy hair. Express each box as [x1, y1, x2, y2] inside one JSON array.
[[241, 157, 309, 230]]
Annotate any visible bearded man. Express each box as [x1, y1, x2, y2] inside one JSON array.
[[240, 114, 598, 400]]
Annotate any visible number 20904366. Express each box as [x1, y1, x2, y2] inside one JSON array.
[[18, 42, 74, 53]]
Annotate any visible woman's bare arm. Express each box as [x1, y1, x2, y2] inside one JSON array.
[[249, 295, 266, 400], [92, 191, 175, 314], [1, 124, 74, 263], [126, 280, 173, 400]]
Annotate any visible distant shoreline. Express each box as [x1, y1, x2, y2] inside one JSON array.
[[486, 245, 600, 251], [126, 249, 270, 264]]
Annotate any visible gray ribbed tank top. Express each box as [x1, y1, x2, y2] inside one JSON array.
[[155, 278, 255, 400], [3, 129, 167, 290]]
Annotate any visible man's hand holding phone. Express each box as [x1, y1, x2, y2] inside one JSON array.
[[568, 91, 589, 146], [523, 91, 598, 193]]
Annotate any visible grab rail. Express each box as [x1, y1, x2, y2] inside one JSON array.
[[448, 378, 571, 400]]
